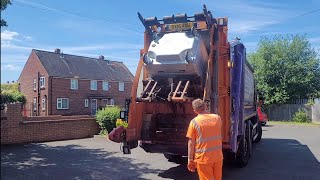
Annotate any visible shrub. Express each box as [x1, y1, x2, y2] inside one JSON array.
[[95, 106, 120, 134], [292, 109, 311, 123], [0, 90, 26, 109], [116, 119, 128, 128]]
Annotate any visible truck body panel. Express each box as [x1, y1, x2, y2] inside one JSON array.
[[109, 6, 262, 166]]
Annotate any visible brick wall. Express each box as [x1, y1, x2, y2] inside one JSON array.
[[1, 103, 100, 145], [19, 50, 49, 117]]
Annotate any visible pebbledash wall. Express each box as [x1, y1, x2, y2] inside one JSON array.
[[1, 103, 100, 145]]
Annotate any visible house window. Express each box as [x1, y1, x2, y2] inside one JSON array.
[[33, 79, 37, 90], [84, 99, 88, 108], [102, 99, 108, 107], [103, 81, 109, 91], [119, 82, 124, 92], [57, 98, 69, 109], [107, 99, 114, 106], [91, 80, 97, 90], [102, 99, 114, 107], [42, 98, 46, 110], [40, 77, 45, 88], [33, 97, 37, 111], [71, 79, 78, 90]]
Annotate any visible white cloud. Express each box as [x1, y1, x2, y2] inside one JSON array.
[[203, 0, 297, 35], [23, 35, 32, 40], [229, 20, 277, 34], [0, 54, 29, 63], [62, 43, 141, 53], [1, 30, 33, 50], [1, 35, 141, 51], [1, 41, 32, 50], [1, 64, 22, 71], [1, 30, 19, 41]]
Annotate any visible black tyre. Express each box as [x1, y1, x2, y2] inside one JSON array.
[[236, 122, 251, 168], [163, 154, 183, 163], [253, 121, 262, 143]]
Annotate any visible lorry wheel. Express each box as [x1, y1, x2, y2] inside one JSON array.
[[253, 121, 262, 143], [236, 123, 251, 168], [164, 154, 183, 163]]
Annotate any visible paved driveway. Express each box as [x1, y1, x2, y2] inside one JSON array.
[[1, 124, 320, 180]]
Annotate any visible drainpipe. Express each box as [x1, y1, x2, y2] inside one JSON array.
[[50, 76, 53, 115], [37, 72, 40, 116]]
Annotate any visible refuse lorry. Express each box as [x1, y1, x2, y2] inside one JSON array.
[[109, 5, 263, 167]]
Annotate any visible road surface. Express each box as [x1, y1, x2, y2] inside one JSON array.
[[1, 124, 320, 180]]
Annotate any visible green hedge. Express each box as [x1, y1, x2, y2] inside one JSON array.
[[1, 83, 26, 108], [95, 106, 120, 134], [292, 109, 311, 123]]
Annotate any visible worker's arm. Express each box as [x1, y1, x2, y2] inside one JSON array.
[[186, 120, 196, 172], [188, 137, 195, 161]]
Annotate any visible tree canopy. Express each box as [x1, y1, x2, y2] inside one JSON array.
[[1, 0, 11, 27], [248, 34, 320, 105], [1, 83, 26, 109]]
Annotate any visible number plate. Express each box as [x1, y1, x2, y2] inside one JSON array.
[[168, 22, 194, 31]]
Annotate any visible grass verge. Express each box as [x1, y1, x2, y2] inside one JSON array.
[[268, 121, 320, 127]]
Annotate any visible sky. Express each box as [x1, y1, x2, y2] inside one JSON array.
[[1, 0, 320, 83]]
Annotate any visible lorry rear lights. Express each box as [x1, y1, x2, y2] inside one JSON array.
[[143, 53, 154, 65], [227, 61, 233, 68], [218, 18, 224, 25]]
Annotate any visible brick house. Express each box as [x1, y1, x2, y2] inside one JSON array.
[[18, 49, 134, 116]]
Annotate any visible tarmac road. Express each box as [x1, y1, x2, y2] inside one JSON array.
[[1, 124, 320, 180]]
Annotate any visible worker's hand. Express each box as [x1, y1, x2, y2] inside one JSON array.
[[187, 160, 196, 172]]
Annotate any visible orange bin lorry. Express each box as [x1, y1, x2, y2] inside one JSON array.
[[109, 5, 263, 167]]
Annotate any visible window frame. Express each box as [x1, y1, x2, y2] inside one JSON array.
[[33, 97, 37, 111], [90, 80, 97, 90], [40, 77, 45, 88], [33, 79, 37, 91], [103, 81, 109, 91], [57, 98, 69, 110], [84, 99, 89, 108], [107, 98, 115, 106], [119, 82, 124, 92], [102, 99, 108, 107], [42, 98, 46, 110], [71, 79, 78, 90]]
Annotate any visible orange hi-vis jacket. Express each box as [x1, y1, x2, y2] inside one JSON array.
[[186, 113, 223, 164]]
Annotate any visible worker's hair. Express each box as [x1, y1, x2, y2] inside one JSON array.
[[192, 98, 206, 112]]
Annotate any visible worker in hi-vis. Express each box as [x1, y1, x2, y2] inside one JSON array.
[[186, 98, 223, 180]]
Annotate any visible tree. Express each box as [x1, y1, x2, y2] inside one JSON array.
[[1, 0, 12, 27], [1, 83, 26, 109], [248, 34, 320, 105]]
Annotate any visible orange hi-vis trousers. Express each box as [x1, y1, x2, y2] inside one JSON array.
[[196, 160, 223, 180]]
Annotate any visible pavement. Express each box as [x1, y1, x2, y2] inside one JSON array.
[[1, 124, 320, 180]]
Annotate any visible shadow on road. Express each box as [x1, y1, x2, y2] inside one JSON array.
[[1, 140, 161, 180], [158, 158, 198, 180], [263, 124, 273, 127], [159, 138, 320, 180]]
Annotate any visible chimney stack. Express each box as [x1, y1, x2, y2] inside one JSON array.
[[99, 55, 105, 60], [54, 48, 61, 53]]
